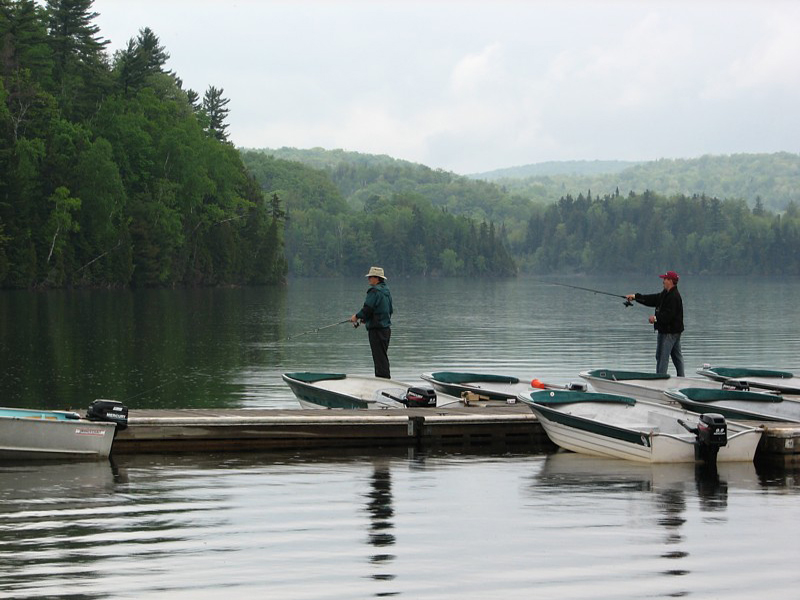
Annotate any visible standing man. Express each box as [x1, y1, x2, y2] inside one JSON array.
[[351, 266, 393, 379], [626, 271, 685, 377]]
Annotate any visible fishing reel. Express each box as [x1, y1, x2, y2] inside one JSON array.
[[623, 299, 633, 307]]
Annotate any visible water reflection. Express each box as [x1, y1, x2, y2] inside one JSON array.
[[535, 453, 764, 594], [364, 461, 398, 596]]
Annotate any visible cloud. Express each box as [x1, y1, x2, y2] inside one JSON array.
[[450, 43, 503, 94], [703, 11, 800, 99], [92, 0, 800, 173]]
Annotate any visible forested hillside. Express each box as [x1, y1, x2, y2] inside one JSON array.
[[240, 151, 517, 277], [249, 147, 800, 277], [519, 190, 800, 275], [481, 153, 800, 213], [470, 159, 641, 180], [0, 0, 285, 289]]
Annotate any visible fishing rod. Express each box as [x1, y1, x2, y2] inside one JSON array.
[[285, 319, 355, 341], [537, 279, 634, 307]]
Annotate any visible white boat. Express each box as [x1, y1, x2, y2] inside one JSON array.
[[665, 387, 800, 423], [0, 407, 119, 460], [420, 371, 578, 404], [697, 365, 800, 394], [517, 389, 762, 464], [282, 372, 460, 409], [580, 368, 725, 403]]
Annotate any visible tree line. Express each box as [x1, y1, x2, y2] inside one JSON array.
[[248, 148, 800, 278], [487, 153, 800, 215], [0, 0, 286, 288], [241, 151, 517, 277], [518, 190, 800, 275]]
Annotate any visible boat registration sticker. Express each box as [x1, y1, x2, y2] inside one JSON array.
[[74, 427, 108, 437]]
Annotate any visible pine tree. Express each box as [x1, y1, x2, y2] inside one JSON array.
[[202, 85, 230, 142]]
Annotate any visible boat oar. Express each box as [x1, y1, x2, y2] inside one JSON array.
[[536, 280, 634, 307], [285, 319, 354, 341], [531, 378, 588, 392]]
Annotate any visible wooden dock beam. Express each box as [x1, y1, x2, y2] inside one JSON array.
[[111, 406, 552, 454], [110, 407, 800, 457]]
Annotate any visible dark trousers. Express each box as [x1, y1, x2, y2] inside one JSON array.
[[368, 327, 391, 379]]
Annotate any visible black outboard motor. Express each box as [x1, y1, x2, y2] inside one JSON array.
[[86, 399, 129, 430], [679, 413, 727, 465], [404, 387, 437, 407]]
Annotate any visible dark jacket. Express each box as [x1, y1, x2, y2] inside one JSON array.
[[635, 287, 684, 334], [356, 281, 393, 330]]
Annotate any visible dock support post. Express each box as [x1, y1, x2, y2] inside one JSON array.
[[408, 416, 424, 441]]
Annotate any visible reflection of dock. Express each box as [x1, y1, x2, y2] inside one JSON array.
[[111, 407, 800, 456]]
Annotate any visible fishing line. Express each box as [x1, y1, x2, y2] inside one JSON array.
[[284, 319, 354, 341], [533, 278, 634, 307]]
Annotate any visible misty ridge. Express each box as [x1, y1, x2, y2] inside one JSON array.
[[243, 148, 800, 278], [259, 148, 799, 215]]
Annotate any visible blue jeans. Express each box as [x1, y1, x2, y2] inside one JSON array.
[[656, 333, 684, 376]]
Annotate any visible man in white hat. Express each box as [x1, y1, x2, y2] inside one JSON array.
[[350, 266, 393, 378]]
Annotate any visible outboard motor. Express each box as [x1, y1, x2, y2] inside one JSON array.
[[86, 399, 129, 430], [679, 413, 727, 465], [697, 413, 727, 448], [404, 387, 437, 407]]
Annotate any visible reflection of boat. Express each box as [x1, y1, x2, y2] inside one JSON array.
[[0, 460, 116, 501], [518, 389, 762, 464], [580, 369, 723, 403], [665, 388, 800, 423], [537, 452, 759, 491], [0, 407, 118, 460], [697, 365, 800, 394], [282, 372, 448, 409]]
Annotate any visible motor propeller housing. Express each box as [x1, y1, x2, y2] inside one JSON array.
[[678, 412, 728, 465], [697, 413, 728, 448]]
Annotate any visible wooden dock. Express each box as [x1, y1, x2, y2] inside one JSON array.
[[112, 404, 551, 453], [111, 406, 800, 457]]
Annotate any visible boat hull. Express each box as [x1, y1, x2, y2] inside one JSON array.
[[520, 391, 761, 464], [420, 372, 529, 402], [282, 373, 449, 409], [665, 388, 800, 423], [697, 366, 800, 395], [0, 409, 117, 460], [580, 369, 722, 403]]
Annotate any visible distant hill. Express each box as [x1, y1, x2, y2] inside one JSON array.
[[245, 148, 800, 214], [241, 146, 426, 171], [469, 160, 641, 180], [481, 153, 800, 212]]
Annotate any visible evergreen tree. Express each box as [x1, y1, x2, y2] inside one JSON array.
[[45, 0, 109, 118], [202, 85, 230, 142]]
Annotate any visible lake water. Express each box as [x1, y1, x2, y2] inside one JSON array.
[[2, 276, 800, 598]]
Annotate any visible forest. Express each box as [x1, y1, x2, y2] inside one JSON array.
[[477, 153, 800, 214], [3, 2, 798, 288], [249, 147, 800, 277], [240, 151, 517, 277], [0, 0, 286, 289]]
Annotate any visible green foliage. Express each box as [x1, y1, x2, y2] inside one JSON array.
[[520, 191, 800, 276], [486, 153, 800, 214], [0, 1, 285, 288], [241, 150, 517, 278], [245, 147, 800, 278]]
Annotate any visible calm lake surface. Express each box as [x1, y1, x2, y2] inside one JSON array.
[[2, 275, 800, 598]]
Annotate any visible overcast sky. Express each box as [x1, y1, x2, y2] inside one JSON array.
[[92, 0, 800, 174]]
